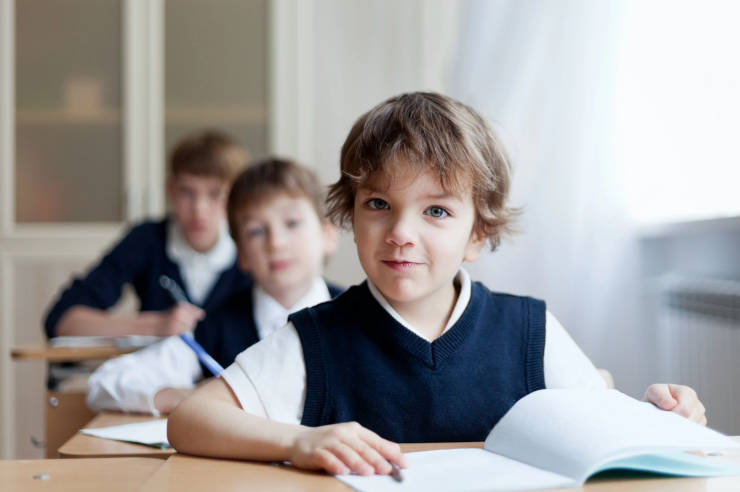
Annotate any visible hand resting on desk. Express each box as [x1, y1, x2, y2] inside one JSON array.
[[168, 378, 406, 477], [290, 421, 407, 476], [56, 304, 204, 337]]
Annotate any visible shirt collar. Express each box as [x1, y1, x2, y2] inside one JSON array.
[[253, 277, 332, 340], [366, 268, 472, 342]]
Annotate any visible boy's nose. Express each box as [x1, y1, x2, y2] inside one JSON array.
[[267, 228, 287, 250], [385, 214, 415, 247], [192, 195, 208, 218]]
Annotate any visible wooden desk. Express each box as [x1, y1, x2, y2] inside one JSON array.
[[137, 444, 479, 492], [11, 343, 138, 362], [11, 343, 140, 458], [58, 412, 175, 459], [0, 457, 162, 492], [54, 411, 740, 492], [139, 444, 740, 492]]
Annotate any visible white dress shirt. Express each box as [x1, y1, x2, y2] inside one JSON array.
[[86, 275, 333, 415], [221, 268, 607, 423], [166, 220, 236, 306]]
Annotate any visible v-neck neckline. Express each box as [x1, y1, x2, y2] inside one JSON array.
[[359, 282, 480, 369]]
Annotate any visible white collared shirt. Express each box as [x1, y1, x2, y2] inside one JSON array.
[[253, 278, 332, 341], [221, 268, 607, 424], [166, 220, 236, 306], [86, 278, 333, 415], [365, 268, 473, 341]]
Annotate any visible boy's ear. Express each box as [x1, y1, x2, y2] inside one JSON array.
[[463, 229, 487, 263], [322, 222, 339, 257]]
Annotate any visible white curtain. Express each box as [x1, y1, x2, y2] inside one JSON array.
[[450, 0, 740, 396]]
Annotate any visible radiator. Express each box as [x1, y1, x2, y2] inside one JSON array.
[[657, 274, 740, 434]]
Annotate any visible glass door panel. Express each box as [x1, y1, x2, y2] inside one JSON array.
[[165, 0, 268, 160], [15, 0, 124, 223]]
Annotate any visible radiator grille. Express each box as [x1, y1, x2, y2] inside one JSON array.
[[658, 274, 740, 434]]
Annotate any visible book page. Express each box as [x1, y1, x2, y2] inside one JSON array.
[[484, 389, 740, 482], [336, 448, 574, 492], [80, 419, 170, 449]]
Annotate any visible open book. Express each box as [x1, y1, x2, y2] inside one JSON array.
[[338, 389, 740, 491]]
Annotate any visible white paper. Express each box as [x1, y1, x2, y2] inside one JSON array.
[[336, 448, 574, 492], [113, 335, 164, 348], [80, 419, 169, 448], [50, 336, 118, 347], [49, 335, 163, 348]]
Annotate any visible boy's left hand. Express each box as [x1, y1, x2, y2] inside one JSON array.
[[645, 384, 707, 426]]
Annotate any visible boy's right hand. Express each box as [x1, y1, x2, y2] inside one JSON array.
[[289, 422, 407, 476], [145, 304, 205, 336], [154, 387, 195, 414]]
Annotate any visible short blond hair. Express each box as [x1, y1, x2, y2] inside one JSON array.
[[170, 130, 248, 183], [326, 92, 517, 250]]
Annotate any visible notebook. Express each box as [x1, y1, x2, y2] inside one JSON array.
[[338, 389, 740, 491]]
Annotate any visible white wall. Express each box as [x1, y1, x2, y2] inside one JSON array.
[[273, 0, 463, 286]]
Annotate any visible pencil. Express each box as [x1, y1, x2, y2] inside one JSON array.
[[389, 461, 404, 482]]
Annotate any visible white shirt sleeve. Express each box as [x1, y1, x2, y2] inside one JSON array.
[[86, 335, 203, 415], [221, 321, 305, 425], [543, 310, 607, 389]]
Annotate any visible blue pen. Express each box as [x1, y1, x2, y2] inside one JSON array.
[[158, 275, 224, 376], [178, 331, 224, 376]]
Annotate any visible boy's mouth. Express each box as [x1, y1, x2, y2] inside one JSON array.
[[269, 260, 293, 272], [186, 222, 207, 233], [381, 260, 421, 272]]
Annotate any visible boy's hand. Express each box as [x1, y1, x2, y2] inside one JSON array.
[[289, 422, 407, 476], [154, 387, 195, 414], [645, 384, 707, 426], [147, 304, 205, 336]]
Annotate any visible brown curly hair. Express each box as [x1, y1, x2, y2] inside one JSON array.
[[326, 92, 518, 250]]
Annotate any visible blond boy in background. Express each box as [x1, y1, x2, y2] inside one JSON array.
[[45, 130, 250, 339]]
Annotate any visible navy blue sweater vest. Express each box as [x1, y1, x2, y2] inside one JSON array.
[[44, 218, 251, 338], [195, 282, 344, 374], [290, 281, 546, 443]]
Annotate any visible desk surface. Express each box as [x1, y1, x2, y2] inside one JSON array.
[[1, 457, 162, 492], [137, 452, 740, 492], [58, 412, 175, 459], [57, 412, 740, 491], [11, 343, 137, 362], [59, 412, 474, 460], [138, 445, 481, 492]]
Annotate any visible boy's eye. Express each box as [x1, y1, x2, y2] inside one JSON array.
[[245, 227, 265, 238], [177, 188, 195, 200], [425, 206, 449, 218], [285, 219, 301, 229], [367, 198, 389, 210]]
